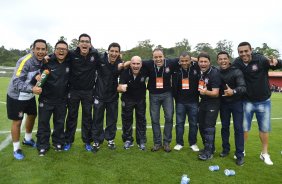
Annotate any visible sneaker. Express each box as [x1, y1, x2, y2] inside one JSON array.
[[54, 145, 63, 152], [92, 142, 100, 152], [124, 141, 134, 149], [151, 144, 162, 152], [234, 150, 246, 159], [64, 143, 71, 151], [163, 144, 171, 152], [138, 143, 146, 151], [236, 157, 245, 166], [190, 144, 200, 152], [198, 152, 213, 161], [220, 151, 229, 157], [174, 144, 183, 151], [108, 140, 116, 150], [38, 149, 47, 156], [260, 153, 273, 165], [22, 138, 36, 147], [85, 144, 93, 152], [13, 149, 24, 160]]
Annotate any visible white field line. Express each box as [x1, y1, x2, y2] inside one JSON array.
[[0, 114, 26, 151], [0, 101, 6, 104]]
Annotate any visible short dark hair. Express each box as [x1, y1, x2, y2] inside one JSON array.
[[108, 42, 120, 52], [238, 42, 252, 50], [79, 33, 91, 43], [33, 39, 47, 49], [197, 52, 210, 61], [153, 48, 164, 54], [55, 40, 68, 49], [217, 51, 230, 59], [180, 51, 191, 59]]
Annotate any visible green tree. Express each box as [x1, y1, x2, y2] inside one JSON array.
[[254, 43, 280, 59], [174, 38, 191, 56], [193, 43, 217, 65], [69, 38, 79, 50], [58, 36, 67, 42], [215, 39, 233, 58], [123, 39, 154, 61]]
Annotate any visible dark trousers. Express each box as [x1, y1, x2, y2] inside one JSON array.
[[65, 89, 93, 144], [198, 100, 220, 154], [220, 101, 244, 158], [92, 100, 118, 143], [37, 101, 66, 150], [175, 102, 198, 146], [121, 98, 147, 144]]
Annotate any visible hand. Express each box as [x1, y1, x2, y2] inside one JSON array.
[[32, 86, 42, 95], [120, 84, 128, 92], [268, 56, 278, 66], [199, 87, 207, 95], [223, 84, 233, 96], [35, 74, 41, 81]]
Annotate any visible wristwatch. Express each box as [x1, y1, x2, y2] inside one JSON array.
[[233, 89, 237, 95]]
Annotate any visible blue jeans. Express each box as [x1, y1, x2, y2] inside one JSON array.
[[220, 101, 244, 158], [149, 92, 174, 145], [243, 98, 271, 132], [175, 102, 198, 146]]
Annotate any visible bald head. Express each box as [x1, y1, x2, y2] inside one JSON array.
[[130, 56, 142, 75]]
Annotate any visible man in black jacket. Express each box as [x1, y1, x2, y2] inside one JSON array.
[[64, 34, 100, 152], [217, 51, 246, 166], [233, 42, 282, 165], [36, 40, 69, 156]]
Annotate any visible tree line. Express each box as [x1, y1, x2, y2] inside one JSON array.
[[0, 36, 280, 67]]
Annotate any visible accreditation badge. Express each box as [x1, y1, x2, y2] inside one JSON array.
[[182, 78, 189, 89], [156, 77, 163, 89]]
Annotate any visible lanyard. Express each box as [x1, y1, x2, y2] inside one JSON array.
[[154, 60, 166, 78], [180, 66, 190, 80]]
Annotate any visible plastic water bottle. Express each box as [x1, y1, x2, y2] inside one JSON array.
[[181, 174, 190, 184], [224, 169, 236, 176], [209, 165, 220, 171]]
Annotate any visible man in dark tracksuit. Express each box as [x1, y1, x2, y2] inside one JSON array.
[[92, 42, 123, 151], [36, 40, 70, 156], [64, 34, 100, 151], [117, 56, 148, 150], [172, 52, 200, 152], [197, 53, 221, 161], [217, 51, 246, 166]]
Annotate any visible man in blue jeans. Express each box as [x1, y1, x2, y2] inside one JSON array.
[[233, 42, 282, 165], [172, 52, 200, 152], [142, 48, 178, 152], [217, 51, 246, 166]]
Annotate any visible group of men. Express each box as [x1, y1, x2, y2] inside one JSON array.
[[6, 34, 282, 166]]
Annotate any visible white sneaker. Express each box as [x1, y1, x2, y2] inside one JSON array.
[[260, 153, 273, 165], [234, 150, 246, 159], [174, 144, 183, 151], [190, 144, 200, 152]]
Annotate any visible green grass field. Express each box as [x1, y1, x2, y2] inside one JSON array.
[[0, 77, 281, 184]]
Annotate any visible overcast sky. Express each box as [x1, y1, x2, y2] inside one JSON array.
[[1, 0, 282, 57]]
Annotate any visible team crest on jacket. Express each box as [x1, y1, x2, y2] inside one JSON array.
[[205, 78, 209, 84], [39, 103, 44, 107], [18, 111, 23, 118], [165, 67, 170, 73], [66, 67, 70, 73], [90, 56, 95, 62], [140, 77, 145, 82], [193, 70, 197, 75], [251, 64, 258, 71]]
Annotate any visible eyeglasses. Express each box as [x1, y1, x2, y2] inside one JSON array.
[[55, 48, 68, 51], [79, 40, 90, 44]]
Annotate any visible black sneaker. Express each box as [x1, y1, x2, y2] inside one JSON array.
[[199, 152, 213, 161], [22, 138, 36, 147], [38, 149, 47, 156], [220, 151, 229, 157], [151, 144, 162, 152], [163, 144, 171, 152], [108, 140, 116, 150], [236, 157, 245, 166], [54, 145, 63, 152], [92, 142, 100, 153], [124, 141, 134, 149]]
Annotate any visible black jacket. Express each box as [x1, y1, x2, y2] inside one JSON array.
[[233, 52, 282, 102], [68, 47, 100, 91], [219, 66, 246, 103], [39, 54, 70, 104], [94, 52, 122, 102]]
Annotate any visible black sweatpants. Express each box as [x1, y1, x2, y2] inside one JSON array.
[[36, 101, 67, 150], [121, 98, 147, 144], [65, 89, 93, 144]]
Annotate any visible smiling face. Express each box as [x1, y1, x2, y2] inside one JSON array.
[[179, 55, 191, 70], [108, 46, 120, 63], [217, 53, 230, 70], [55, 43, 68, 62], [33, 42, 47, 61], [78, 36, 91, 56], [198, 57, 211, 72], [130, 56, 142, 75], [153, 50, 164, 67], [238, 45, 252, 64]]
